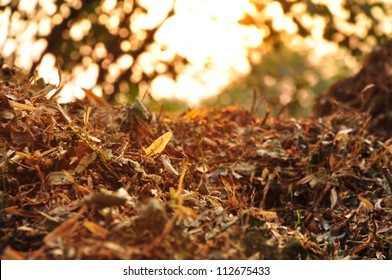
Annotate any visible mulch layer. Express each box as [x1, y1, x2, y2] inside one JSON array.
[[0, 62, 391, 259]]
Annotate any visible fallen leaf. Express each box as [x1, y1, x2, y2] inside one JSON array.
[[358, 193, 374, 210], [83, 220, 109, 238], [46, 170, 74, 185], [144, 131, 173, 157], [75, 152, 97, 174]]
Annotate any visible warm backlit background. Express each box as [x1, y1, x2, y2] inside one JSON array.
[[0, 0, 391, 115]]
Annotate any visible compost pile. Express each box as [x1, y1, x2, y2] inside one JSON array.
[[314, 41, 392, 138], [0, 52, 391, 260]]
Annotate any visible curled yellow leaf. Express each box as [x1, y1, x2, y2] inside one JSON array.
[[144, 131, 173, 157]]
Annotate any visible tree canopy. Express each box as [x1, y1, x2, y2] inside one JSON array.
[[1, 0, 391, 104]]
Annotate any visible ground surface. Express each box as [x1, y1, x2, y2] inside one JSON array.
[[0, 53, 391, 259]]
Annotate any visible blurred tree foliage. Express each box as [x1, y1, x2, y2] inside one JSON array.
[[243, 0, 390, 56], [0, 0, 391, 108], [202, 46, 351, 117]]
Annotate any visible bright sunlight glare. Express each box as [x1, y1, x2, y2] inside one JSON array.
[[151, 0, 262, 104]]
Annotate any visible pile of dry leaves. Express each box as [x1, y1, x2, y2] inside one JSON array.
[[0, 50, 391, 259], [314, 41, 392, 138]]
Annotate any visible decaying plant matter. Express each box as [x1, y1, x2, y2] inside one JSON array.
[[0, 60, 391, 260], [314, 41, 392, 138]]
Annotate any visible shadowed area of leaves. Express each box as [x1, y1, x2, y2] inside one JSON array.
[[314, 41, 392, 138]]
